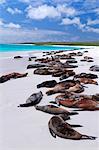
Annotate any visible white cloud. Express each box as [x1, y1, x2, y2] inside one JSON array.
[[87, 19, 99, 25], [61, 17, 85, 29], [26, 5, 60, 20], [7, 7, 22, 15], [57, 4, 76, 17], [0, 19, 21, 29], [0, 0, 5, 4], [5, 22, 21, 29], [26, 4, 77, 20], [94, 8, 99, 14], [85, 26, 99, 33]]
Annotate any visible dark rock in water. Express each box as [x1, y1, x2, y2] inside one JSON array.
[[74, 73, 98, 79], [90, 65, 99, 72], [14, 56, 23, 59], [37, 80, 57, 88], [27, 64, 46, 69], [18, 91, 43, 107]]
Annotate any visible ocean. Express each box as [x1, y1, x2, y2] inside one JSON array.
[[0, 44, 80, 52]]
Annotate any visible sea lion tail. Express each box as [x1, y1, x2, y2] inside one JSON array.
[[18, 103, 32, 107], [70, 124, 83, 128], [81, 135, 97, 140], [49, 101, 57, 104], [69, 112, 78, 115]]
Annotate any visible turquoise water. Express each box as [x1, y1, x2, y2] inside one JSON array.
[[0, 44, 80, 52]]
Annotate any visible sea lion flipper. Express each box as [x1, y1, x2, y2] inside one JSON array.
[[70, 124, 83, 128], [18, 102, 33, 107], [81, 135, 97, 140], [49, 128, 56, 138]]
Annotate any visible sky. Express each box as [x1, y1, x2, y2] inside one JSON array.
[[0, 0, 99, 43]]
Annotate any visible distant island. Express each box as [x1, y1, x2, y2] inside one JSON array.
[[19, 41, 99, 46]]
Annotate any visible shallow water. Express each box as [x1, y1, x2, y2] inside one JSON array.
[[0, 44, 80, 52]]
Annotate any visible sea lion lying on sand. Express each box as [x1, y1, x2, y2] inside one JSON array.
[[35, 105, 78, 116], [74, 73, 98, 79], [48, 116, 96, 140], [90, 65, 99, 72], [0, 72, 28, 83], [46, 80, 77, 95], [34, 68, 51, 75], [59, 71, 75, 80], [27, 64, 46, 69], [74, 77, 98, 85], [37, 80, 57, 88], [18, 91, 43, 107]]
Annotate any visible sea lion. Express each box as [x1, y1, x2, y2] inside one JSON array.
[[14, 56, 23, 59], [73, 99, 99, 111], [35, 105, 78, 116], [74, 77, 98, 85], [34, 68, 51, 75], [90, 65, 99, 72], [18, 91, 43, 107], [0, 72, 28, 83], [46, 80, 77, 95], [66, 81, 84, 93], [37, 80, 57, 88], [27, 64, 46, 69], [74, 73, 98, 79], [59, 71, 75, 80], [48, 116, 96, 140]]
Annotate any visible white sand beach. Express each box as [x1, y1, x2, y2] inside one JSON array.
[[0, 46, 99, 150]]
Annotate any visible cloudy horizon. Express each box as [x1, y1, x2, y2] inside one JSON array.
[[0, 0, 99, 43]]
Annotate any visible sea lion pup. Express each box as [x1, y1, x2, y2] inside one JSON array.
[[46, 80, 77, 95], [18, 91, 43, 107], [35, 105, 78, 116], [37, 80, 57, 88], [74, 77, 98, 85], [48, 116, 96, 140], [74, 73, 98, 79]]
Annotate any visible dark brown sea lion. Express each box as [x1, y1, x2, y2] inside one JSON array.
[[18, 91, 43, 107], [14, 56, 23, 59], [35, 105, 78, 116], [37, 80, 57, 88], [0, 72, 28, 83], [34, 68, 51, 75], [59, 71, 75, 80], [48, 116, 96, 140], [27, 64, 46, 69], [46, 80, 77, 95]]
